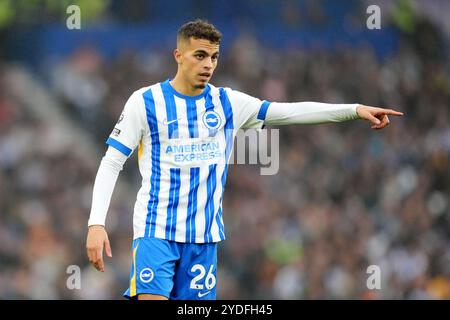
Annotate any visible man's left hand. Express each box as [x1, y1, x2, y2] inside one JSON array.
[[356, 105, 404, 130]]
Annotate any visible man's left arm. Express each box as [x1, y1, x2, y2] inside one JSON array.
[[260, 102, 403, 130]]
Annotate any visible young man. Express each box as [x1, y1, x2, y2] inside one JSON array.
[[86, 19, 403, 300]]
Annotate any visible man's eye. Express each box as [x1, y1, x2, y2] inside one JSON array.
[[195, 54, 204, 59]]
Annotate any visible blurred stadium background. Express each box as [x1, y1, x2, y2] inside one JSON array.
[[0, 0, 449, 299]]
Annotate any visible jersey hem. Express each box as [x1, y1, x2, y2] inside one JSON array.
[[132, 234, 225, 244]]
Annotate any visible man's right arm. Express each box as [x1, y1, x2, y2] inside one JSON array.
[[86, 147, 127, 272], [88, 147, 127, 226], [86, 90, 146, 272]]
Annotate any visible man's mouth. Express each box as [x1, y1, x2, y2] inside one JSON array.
[[198, 73, 211, 81]]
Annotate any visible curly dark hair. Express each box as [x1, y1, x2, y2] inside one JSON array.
[[177, 19, 222, 44]]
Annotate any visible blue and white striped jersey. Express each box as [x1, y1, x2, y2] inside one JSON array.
[[106, 79, 270, 243]]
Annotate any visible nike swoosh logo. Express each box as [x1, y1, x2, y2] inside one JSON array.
[[198, 291, 211, 298], [163, 118, 181, 126]]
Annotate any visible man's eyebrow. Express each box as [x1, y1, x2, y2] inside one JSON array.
[[193, 49, 220, 55]]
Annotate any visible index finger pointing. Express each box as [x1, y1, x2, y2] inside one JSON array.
[[384, 109, 404, 116]]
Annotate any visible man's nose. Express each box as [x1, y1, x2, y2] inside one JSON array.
[[203, 57, 213, 69]]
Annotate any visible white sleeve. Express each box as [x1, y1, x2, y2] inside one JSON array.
[[225, 88, 269, 129], [106, 91, 146, 157], [262, 102, 360, 125], [87, 147, 127, 227]]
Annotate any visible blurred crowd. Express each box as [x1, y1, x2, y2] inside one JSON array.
[[1, 12, 450, 299]]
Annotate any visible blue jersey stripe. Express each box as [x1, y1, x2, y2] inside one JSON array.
[[170, 169, 181, 240], [257, 100, 271, 120], [186, 167, 200, 242], [204, 164, 217, 243], [186, 99, 199, 138], [216, 207, 226, 240], [142, 88, 161, 238], [161, 82, 179, 139], [106, 137, 132, 156], [219, 88, 234, 160], [218, 162, 229, 241], [192, 168, 200, 242], [166, 168, 181, 241]]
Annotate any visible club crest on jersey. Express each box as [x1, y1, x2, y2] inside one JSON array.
[[139, 268, 154, 283], [202, 111, 221, 130]]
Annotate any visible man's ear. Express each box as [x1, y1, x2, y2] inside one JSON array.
[[173, 48, 182, 64]]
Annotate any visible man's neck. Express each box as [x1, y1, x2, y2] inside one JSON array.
[[170, 75, 204, 96]]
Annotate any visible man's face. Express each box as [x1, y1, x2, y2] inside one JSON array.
[[175, 37, 220, 89]]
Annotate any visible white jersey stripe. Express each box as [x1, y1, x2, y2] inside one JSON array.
[[174, 95, 189, 139]]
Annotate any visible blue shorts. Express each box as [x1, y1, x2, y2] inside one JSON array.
[[123, 237, 217, 300]]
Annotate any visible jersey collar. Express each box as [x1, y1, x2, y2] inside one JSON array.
[[163, 79, 210, 100]]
